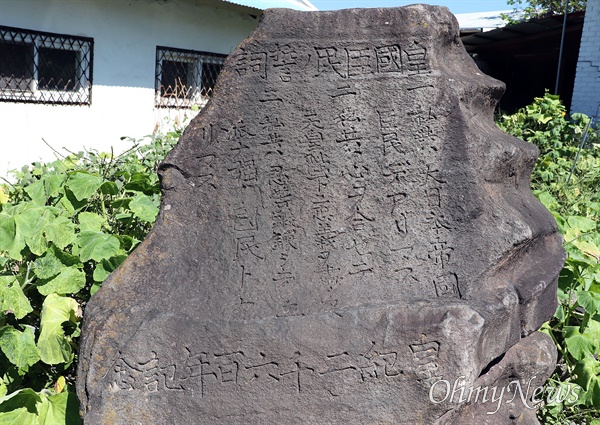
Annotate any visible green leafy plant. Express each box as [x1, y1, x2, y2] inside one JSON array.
[[498, 92, 600, 424], [497, 91, 600, 218], [502, 0, 586, 23], [0, 122, 182, 424]]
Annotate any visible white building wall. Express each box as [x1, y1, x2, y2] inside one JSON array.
[[0, 0, 259, 178], [571, 0, 600, 117]]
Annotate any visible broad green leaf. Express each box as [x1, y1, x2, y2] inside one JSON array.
[[125, 172, 159, 195], [37, 294, 80, 365], [38, 391, 81, 425], [566, 216, 597, 233], [0, 388, 41, 424], [70, 243, 80, 260], [92, 255, 127, 282], [37, 266, 85, 296], [565, 333, 596, 361], [33, 251, 64, 280], [24, 180, 46, 205], [0, 276, 33, 319], [564, 324, 600, 360], [67, 172, 103, 202], [11, 205, 69, 256], [0, 406, 37, 424], [565, 246, 599, 267], [48, 244, 81, 268], [110, 198, 131, 210], [538, 115, 552, 124], [14, 207, 51, 256], [577, 290, 600, 316], [556, 307, 568, 325], [77, 212, 105, 233], [118, 235, 139, 253], [0, 326, 41, 370], [44, 174, 66, 198], [44, 216, 76, 250], [34, 245, 83, 283], [0, 214, 18, 255], [573, 356, 600, 407], [92, 265, 108, 283], [77, 231, 120, 262], [573, 240, 600, 263], [129, 194, 158, 223], [90, 283, 101, 296], [57, 194, 76, 216], [99, 181, 119, 196], [564, 227, 581, 244], [115, 212, 133, 222], [0, 208, 28, 260], [535, 191, 558, 211]]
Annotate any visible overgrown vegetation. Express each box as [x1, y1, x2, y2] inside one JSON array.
[[498, 92, 600, 424], [502, 0, 586, 23], [0, 93, 598, 424], [0, 124, 181, 423]]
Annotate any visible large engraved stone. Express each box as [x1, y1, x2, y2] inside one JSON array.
[[77, 5, 565, 424]]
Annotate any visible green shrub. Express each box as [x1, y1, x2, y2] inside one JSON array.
[[498, 92, 600, 424], [0, 123, 181, 424], [497, 91, 600, 218]]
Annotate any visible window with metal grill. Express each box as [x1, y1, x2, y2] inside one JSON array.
[[155, 46, 226, 109], [0, 26, 93, 105]]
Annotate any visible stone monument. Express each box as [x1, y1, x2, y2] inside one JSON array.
[[77, 5, 565, 424]]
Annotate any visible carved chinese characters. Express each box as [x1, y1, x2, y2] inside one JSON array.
[[78, 6, 564, 424]]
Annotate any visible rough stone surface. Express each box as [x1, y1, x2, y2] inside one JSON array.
[[436, 331, 559, 424], [77, 5, 565, 424]]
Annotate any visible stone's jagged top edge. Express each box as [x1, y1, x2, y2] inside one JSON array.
[[252, 4, 459, 41], [261, 3, 452, 12], [263, 3, 452, 13]]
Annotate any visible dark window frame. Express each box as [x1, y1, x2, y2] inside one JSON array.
[[0, 25, 94, 105], [155, 46, 226, 109]]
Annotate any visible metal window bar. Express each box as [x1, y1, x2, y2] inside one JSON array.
[[155, 46, 226, 109], [0, 25, 93, 105]]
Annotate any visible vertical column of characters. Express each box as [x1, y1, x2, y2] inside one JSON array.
[[406, 106, 459, 300], [223, 120, 263, 308], [268, 163, 297, 308], [334, 107, 375, 277], [300, 109, 344, 297], [376, 108, 419, 284]]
